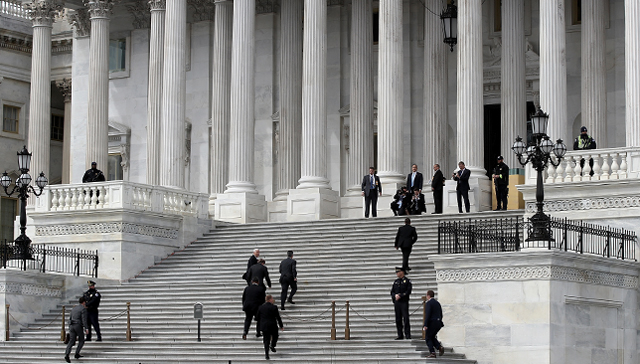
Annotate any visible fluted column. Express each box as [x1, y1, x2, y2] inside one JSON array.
[[85, 0, 112, 171], [501, 0, 526, 168], [209, 0, 233, 196], [25, 0, 58, 193], [457, 0, 485, 177], [275, 0, 303, 198], [146, 0, 166, 185], [540, 0, 568, 143], [346, 0, 373, 195], [160, 0, 186, 188], [226, 0, 257, 193], [377, 0, 404, 185], [625, 0, 640, 147], [581, 0, 606, 148], [424, 0, 447, 171], [55, 79, 72, 184], [297, 0, 330, 189]]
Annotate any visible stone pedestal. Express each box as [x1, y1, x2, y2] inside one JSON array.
[[216, 192, 267, 224], [287, 188, 339, 221], [443, 178, 492, 214]]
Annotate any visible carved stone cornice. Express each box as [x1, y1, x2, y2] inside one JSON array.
[[52, 38, 72, 53], [127, 0, 151, 29], [55, 78, 72, 102], [0, 34, 32, 53], [84, 0, 114, 20], [148, 0, 166, 11], [68, 8, 91, 37], [256, 0, 277, 14], [188, 0, 214, 21], [24, 0, 62, 27]]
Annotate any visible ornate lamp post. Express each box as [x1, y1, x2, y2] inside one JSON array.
[[440, 0, 458, 52], [1, 146, 48, 260], [512, 109, 566, 242]]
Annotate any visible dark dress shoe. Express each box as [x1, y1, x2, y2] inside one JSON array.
[[270, 346, 276, 353], [439, 346, 445, 356], [96, 338, 102, 342], [406, 335, 412, 339], [281, 306, 285, 311], [256, 333, 262, 337], [394, 336, 404, 340], [242, 334, 247, 340], [64, 356, 71, 363], [265, 354, 270, 360], [427, 353, 436, 358], [287, 300, 296, 304], [75, 354, 84, 359]]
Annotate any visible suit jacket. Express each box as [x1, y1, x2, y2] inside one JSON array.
[[431, 170, 444, 191], [361, 174, 382, 197], [242, 283, 266, 313], [406, 172, 424, 192], [395, 224, 418, 249], [423, 298, 444, 326], [248, 263, 271, 288], [453, 168, 471, 192], [69, 304, 88, 329], [247, 255, 258, 271], [256, 302, 283, 332], [279, 258, 297, 281], [410, 193, 426, 214]]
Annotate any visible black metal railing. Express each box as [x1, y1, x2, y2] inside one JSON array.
[[438, 217, 637, 261], [0, 240, 98, 277]]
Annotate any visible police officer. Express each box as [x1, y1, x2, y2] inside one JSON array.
[[390, 267, 412, 340], [82, 162, 106, 183], [64, 296, 89, 363], [492, 156, 509, 211], [573, 126, 596, 176], [83, 280, 102, 341]]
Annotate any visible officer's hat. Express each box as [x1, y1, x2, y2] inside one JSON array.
[[497, 155, 504, 160], [395, 267, 407, 274], [580, 126, 588, 132], [87, 280, 96, 286], [91, 161, 97, 165]]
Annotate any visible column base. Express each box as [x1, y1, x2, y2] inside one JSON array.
[[267, 199, 288, 222], [287, 188, 339, 221], [442, 177, 492, 214], [215, 192, 267, 224]]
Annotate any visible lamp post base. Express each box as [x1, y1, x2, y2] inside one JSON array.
[[13, 235, 33, 261]]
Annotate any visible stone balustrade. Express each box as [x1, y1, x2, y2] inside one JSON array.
[[0, 0, 28, 19], [525, 146, 640, 184], [35, 181, 209, 219]]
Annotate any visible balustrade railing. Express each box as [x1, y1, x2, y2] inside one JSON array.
[[1, 239, 98, 277], [0, 0, 28, 19], [36, 181, 208, 219]]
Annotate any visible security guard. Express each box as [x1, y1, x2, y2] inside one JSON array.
[[83, 280, 102, 341], [492, 156, 509, 211], [82, 162, 106, 183], [390, 267, 412, 340], [573, 126, 597, 176]]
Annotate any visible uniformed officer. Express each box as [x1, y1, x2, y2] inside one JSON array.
[[82, 162, 106, 183], [492, 156, 509, 211], [64, 296, 89, 363], [83, 280, 102, 341], [390, 267, 412, 340]]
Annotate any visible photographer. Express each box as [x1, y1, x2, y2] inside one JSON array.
[[390, 187, 411, 216], [409, 189, 426, 215]]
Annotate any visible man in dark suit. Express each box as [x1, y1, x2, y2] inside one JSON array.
[[453, 161, 471, 213], [361, 167, 382, 218], [64, 296, 89, 363], [422, 290, 445, 358], [431, 164, 445, 214], [395, 218, 418, 271], [247, 258, 271, 289], [242, 277, 266, 340], [406, 164, 423, 193], [243, 248, 260, 285], [410, 189, 426, 215], [278, 250, 297, 311], [256, 295, 284, 360]]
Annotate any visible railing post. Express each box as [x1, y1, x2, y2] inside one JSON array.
[[5, 304, 9, 341], [579, 222, 584, 254], [75, 251, 80, 276], [344, 301, 350, 340], [60, 305, 66, 341], [41, 245, 46, 273], [606, 228, 611, 258], [330, 301, 336, 340], [421, 296, 427, 340], [437, 223, 441, 254], [563, 218, 568, 252], [94, 250, 99, 278], [126, 302, 132, 341]]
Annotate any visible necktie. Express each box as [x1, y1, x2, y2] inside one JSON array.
[[370, 175, 374, 189]]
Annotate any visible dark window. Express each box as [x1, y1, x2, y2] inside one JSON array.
[[108, 154, 123, 181], [51, 114, 64, 141], [2, 105, 19, 133], [109, 38, 127, 72], [372, 7, 379, 44]]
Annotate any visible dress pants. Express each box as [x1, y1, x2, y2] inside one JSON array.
[[65, 324, 85, 358], [86, 311, 101, 340], [364, 190, 378, 217], [433, 189, 443, 213], [243, 309, 259, 335], [262, 329, 279, 355], [456, 189, 470, 213], [401, 247, 412, 270], [425, 319, 443, 354], [496, 185, 508, 210], [280, 277, 297, 308], [394, 301, 410, 338]]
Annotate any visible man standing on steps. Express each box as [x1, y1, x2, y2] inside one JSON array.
[[278, 250, 297, 311], [64, 296, 89, 363], [242, 277, 266, 340], [256, 294, 284, 360], [248, 258, 272, 289], [243, 248, 260, 285], [83, 280, 102, 342], [361, 167, 382, 218], [395, 218, 418, 272], [390, 267, 412, 340], [423, 290, 445, 358]]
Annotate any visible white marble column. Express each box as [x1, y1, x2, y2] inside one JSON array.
[[540, 0, 568, 143], [275, 0, 303, 199], [55, 79, 72, 184], [424, 0, 447, 172], [146, 0, 166, 185], [346, 0, 373, 195], [456, 0, 485, 177], [377, 0, 404, 186], [501, 0, 526, 169], [626, 0, 640, 147], [25, 0, 58, 191], [85, 0, 112, 171], [582, 0, 606, 148], [160, 0, 186, 188]]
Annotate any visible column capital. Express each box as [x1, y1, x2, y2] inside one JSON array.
[[24, 0, 62, 28], [149, 0, 166, 11], [68, 8, 91, 37], [84, 0, 113, 20], [55, 78, 72, 102], [188, 0, 214, 21], [127, 0, 151, 28]]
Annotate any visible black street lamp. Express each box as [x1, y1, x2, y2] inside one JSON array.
[[1, 146, 48, 260], [440, 0, 458, 52], [512, 108, 567, 242]]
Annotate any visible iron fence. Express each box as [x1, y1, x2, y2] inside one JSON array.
[[0, 240, 99, 277], [438, 217, 637, 261]]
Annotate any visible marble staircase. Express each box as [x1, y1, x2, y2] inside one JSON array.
[[0, 211, 523, 363]]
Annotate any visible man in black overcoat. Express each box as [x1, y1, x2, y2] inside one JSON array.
[[256, 295, 284, 360], [394, 218, 418, 271], [423, 290, 445, 358], [248, 258, 271, 289], [243, 248, 260, 285], [278, 250, 297, 311], [242, 277, 266, 340], [431, 164, 445, 214]]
